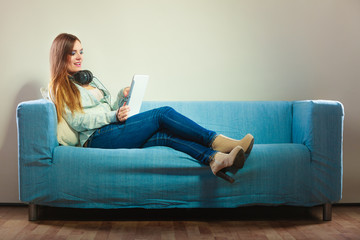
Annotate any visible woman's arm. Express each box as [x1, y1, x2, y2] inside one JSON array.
[[63, 104, 118, 132]]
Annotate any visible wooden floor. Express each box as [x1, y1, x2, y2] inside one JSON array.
[[1, 205, 360, 240]]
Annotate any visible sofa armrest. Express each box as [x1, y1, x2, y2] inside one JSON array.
[[17, 99, 59, 166], [17, 99, 59, 201], [292, 100, 344, 202]]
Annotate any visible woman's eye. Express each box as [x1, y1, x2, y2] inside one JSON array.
[[70, 50, 83, 56]]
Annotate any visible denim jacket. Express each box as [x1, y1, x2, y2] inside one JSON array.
[[63, 77, 126, 146]]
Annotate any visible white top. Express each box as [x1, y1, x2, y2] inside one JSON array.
[[88, 87, 104, 101]]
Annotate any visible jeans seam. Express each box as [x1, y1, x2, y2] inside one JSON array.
[[145, 137, 214, 164], [146, 137, 201, 153], [163, 114, 212, 147]]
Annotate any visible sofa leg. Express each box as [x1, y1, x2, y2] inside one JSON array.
[[323, 203, 332, 221], [28, 203, 39, 221]]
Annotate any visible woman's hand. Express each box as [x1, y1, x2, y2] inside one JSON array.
[[116, 87, 131, 122], [117, 104, 130, 122], [123, 87, 130, 98]]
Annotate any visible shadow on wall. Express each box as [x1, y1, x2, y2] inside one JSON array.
[[0, 81, 41, 202]]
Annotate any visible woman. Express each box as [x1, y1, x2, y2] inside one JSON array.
[[49, 33, 254, 183]]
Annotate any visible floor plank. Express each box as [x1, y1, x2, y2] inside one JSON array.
[[0, 205, 360, 240]]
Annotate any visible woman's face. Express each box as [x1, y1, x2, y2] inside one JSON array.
[[67, 40, 83, 74]]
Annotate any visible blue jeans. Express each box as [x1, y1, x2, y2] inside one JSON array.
[[87, 106, 217, 164]]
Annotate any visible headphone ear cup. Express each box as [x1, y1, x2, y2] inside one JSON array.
[[84, 70, 93, 82], [72, 70, 93, 85]]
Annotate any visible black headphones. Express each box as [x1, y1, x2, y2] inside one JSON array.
[[69, 70, 93, 85]]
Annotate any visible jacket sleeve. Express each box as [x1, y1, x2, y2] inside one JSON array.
[[64, 108, 118, 132], [63, 106, 118, 133], [112, 87, 127, 110], [63, 89, 118, 132]]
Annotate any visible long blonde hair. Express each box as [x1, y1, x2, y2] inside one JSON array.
[[49, 33, 83, 122]]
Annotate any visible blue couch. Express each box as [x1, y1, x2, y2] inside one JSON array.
[[16, 99, 344, 221]]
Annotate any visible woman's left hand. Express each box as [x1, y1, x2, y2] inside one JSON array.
[[123, 87, 130, 98]]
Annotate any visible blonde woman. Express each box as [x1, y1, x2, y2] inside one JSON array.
[[49, 33, 254, 183]]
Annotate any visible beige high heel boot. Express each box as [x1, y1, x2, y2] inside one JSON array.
[[209, 146, 245, 183], [212, 134, 254, 154]]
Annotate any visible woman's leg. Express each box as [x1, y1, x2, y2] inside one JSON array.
[[149, 106, 217, 147], [87, 106, 216, 150], [143, 131, 245, 183], [142, 131, 216, 164], [87, 106, 246, 182]]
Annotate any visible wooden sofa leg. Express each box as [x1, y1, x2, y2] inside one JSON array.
[[323, 203, 332, 221], [28, 203, 39, 221]]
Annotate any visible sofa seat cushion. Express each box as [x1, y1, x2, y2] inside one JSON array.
[[28, 143, 313, 208]]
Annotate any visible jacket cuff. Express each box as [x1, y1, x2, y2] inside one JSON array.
[[109, 110, 118, 123]]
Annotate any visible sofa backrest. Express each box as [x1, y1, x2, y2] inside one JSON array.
[[141, 101, 293, 144], [16, 100, 294, 157]]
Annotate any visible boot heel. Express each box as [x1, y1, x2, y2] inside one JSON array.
[[232, 147, 246, 169], [245, 137, 254, 155], [216, 170, 235, 183]]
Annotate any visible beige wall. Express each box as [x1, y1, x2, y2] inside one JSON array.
[[0, 0, 359, 203]]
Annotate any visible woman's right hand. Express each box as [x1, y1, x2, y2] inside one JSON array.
[[116, 86, 131, 122], [117, 104, 130, 122]]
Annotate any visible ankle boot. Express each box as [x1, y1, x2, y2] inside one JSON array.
[[212, 134, 254, 154], [209, 146, 245, 183]]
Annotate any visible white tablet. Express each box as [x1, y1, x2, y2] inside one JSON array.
[[126, 75, 149, 117]]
